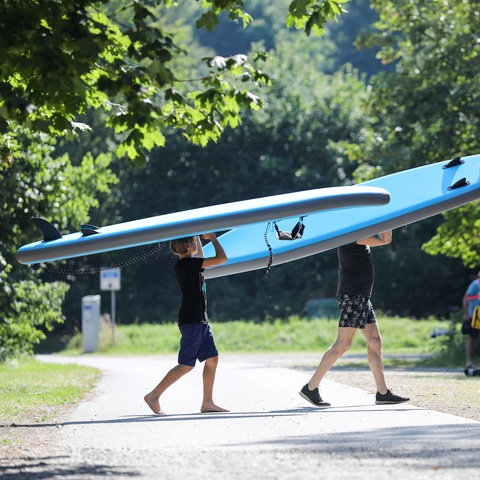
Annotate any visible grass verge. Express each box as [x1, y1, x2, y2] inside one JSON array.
[[0, 358, 99, 449], [62, 315, 456, 361]]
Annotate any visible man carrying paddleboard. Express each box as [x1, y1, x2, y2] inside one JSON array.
[[462, 269, 480, 374], [299, 231, 410, 407]]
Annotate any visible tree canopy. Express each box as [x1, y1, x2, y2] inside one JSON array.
[[0, 0, 348, 165], [343, 0, 480, 268]]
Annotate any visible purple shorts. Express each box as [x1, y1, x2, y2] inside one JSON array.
[[337, 294, 377, 329], [178, 323, 218, 366]]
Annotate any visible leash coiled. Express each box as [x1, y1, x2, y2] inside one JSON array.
[[264, 223, 274, 278], [32, 243, 164, 276]]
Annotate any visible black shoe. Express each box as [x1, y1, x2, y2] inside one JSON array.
[[375, 389, 409, 405], [464, 365, 480, 376], [299, 384, 331, 407]]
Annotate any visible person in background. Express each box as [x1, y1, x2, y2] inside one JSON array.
[[299, 231, 410, 407], [144, 234, 229, 415], [462, 269, 480, 372]]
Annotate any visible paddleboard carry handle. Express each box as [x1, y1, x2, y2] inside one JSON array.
[[443, 156, 464, 169], [81, 224, 100, 236], [274, 217, 305, 241], [448, 177, 470, 190], [30, 217, 63, 242]]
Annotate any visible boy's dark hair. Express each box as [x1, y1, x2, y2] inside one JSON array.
[[169, 236, 196, 256]]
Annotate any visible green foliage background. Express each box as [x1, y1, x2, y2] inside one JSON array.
[[64, 315, 453, 359], [1, 0, 479, 359]]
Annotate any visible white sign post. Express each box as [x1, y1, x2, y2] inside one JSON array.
[[100, 268, 121, 345]]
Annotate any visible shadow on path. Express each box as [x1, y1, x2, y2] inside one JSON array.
[[2, 405, 424, 429], [0, 456, 141, 480], [2, 423, 480, 479]]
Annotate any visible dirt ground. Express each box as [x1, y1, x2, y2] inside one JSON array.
[[252, 353, 480, 422], [326, 368, 480, 422]]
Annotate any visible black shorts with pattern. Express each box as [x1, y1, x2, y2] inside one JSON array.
[[337, 294, 377, 329]]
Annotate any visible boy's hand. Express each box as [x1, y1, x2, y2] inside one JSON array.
[[201, 231, 227, 268], [202, 233, 217, 241]]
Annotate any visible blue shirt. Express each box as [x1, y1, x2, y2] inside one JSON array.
[[467, 278, 480, 317]]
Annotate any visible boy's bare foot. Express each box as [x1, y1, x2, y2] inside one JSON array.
[[144, 393, 164, 415], [200, 402, 230, 413]]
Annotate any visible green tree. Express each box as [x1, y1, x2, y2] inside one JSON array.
[[341, 0, 480, 268], [0, 131, 117, 359], [422, 202, 480, 270], [0, 0, 347, 165], [59, 30, 369, 324]]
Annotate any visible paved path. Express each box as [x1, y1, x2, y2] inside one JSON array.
[[2, 354, 480, 479]]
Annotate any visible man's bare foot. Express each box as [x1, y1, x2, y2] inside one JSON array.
[[200, 402, 230, 413], [144, 393, 164, 415]]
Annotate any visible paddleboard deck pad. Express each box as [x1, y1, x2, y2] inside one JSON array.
[[204, 155, 480, 279], [16, 185, 390, 265]]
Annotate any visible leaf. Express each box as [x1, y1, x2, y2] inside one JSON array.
[[71, 121, 92, 132], [196, 11, 219, 32], [147, 60, 174, 85], [209, 56, 227, 69], [0, 116, 9, 133]]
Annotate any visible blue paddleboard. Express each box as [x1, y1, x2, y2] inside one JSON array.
[[16, 185, 389, 265], [203, 154, 480, 279]]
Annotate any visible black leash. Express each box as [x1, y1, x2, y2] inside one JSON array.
[[32, 243, 164, 276], [264, 223, 274, 278]]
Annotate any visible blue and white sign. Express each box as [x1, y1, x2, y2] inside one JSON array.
[[100, 268, 121, 291]]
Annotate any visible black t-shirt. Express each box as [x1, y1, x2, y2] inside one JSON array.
[[337, 242, 374, 298], [175, 257, 208, 326]]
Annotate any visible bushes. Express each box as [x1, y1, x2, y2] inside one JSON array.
[[0, 281, 69, 361]]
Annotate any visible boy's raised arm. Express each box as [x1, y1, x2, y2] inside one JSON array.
[[201, 233, 227, 268], [356, 230, 392, 247]]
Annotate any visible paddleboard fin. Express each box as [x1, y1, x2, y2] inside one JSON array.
[[31, 217, 63, 242], [81, 224, 100, 237], [448, 177, 469, 190], [443, 156, 464, 169]]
